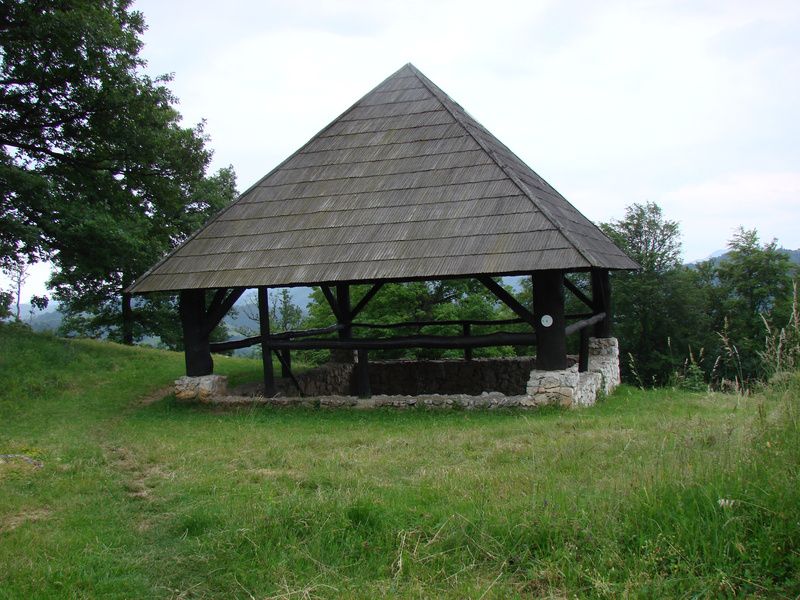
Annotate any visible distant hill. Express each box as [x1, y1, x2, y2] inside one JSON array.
[[689, 247, 800, 267], [15, 254, 796, 335], [12, 303, 62, 332], [19, 286, 315, 335]]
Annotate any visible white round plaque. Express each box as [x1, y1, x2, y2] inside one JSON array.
[[540, 314, 553, 327]]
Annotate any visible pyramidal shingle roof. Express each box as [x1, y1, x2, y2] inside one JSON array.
[[129, 64, 637, 293]]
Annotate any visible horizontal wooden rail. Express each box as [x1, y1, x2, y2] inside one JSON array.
[[565, 312, 606, 336], [214, 331, 537, 353], [565, 312, 595, 320], [211, 313, 605, 354], [350, 317, 525, 330], [210, 324, 343, 352]]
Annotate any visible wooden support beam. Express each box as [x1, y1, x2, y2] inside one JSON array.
[[463, 323, 472, 361], [566, 312, 595, 320], [210, 324, 343, 353], [533, 270, 567, 370], [320, 286, 340, 320], [333, 284, 353, 363], [578, 328, 590, 372], [204, 287, 245, 337], [563, 276, 593, 309], [565, 312, 606, 336], [179, 289, 213, 376], [280, 349, 292, 378], [336, 284, 351, 330], [352, 317, 523, 330], [273, 349, 303, 395], [356, 349, 371, 398], [591, 269, 612, 337], [350, 283, 384, 320], [258, 286, 276, 397], [243, 331, 538, 351], [206, 288, 228, 317], [218, 318, 612, 353], [477, 276, 536, 326]]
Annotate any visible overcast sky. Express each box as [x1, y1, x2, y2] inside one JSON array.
[[9, 0, 800, 298]]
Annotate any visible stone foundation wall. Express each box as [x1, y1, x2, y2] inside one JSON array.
[[214, 392, 531, 409], [367, 357, 537, 396], [176, 338, 620, 410], [295, 362, 354, 396]]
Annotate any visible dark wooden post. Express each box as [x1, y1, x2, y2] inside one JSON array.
[[280, 349, 292, 378], [591, 269, 612, 337], [356, 349, 371, 398], [532, 270, 567, 370], [463, 323, 473, 361], [179, 289, 213, 376], [578, 328, 590, 372], [332, 284, 353, 363], [336, 284, 351, 340], [258, 286, 276, 396]]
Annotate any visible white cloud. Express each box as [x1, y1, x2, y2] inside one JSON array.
[[662, 171, 800, 260], [8, 0, 800, 300]]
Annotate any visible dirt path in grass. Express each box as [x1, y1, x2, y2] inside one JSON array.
[[134, 385, 174, 408], [92, 385, 176, 507], [103, 444, 167, 502]]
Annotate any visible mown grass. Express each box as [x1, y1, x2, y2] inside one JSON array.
[[1, 323, 798, 598]]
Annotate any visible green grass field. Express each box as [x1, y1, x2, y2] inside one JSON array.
[[1, 324, 798, 598]]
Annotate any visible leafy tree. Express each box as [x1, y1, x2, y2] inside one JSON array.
[[603, 205, 797, 387], [52, 166, 237, 344], [1, 259, 28, 321], [602, 202, 681, 275], [304, 279, 510, 363], [0, 0, 237, 344], [601, 202, 709, 385], [1, 0, 151, 266], [704, 228, 797, 383], [271, 289, 304, 333], [0, 289, 11, 320]]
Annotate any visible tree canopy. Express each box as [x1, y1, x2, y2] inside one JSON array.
[[0, 0, 237, 343], [602, 205, 797, 388]]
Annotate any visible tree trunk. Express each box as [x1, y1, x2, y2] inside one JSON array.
[[179, 290, 213, 376], [121, 292, 134, 345]]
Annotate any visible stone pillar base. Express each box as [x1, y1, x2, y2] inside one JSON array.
[[175, 375, 228, 402], [588, 337, 620, 395], [525, 337, 620, 408], [525, 365, 601, 408]]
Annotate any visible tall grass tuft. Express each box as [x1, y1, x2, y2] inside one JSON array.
[[627, 351, 646, 389], [670, 345, 708, 392], [716, 317, 747, 393], [760, 281, 800, 381]]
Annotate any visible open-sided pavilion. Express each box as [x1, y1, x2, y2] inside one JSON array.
[[128, 64, 637, 400]]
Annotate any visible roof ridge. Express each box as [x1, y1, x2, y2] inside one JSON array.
[[405, 63, 597, 268]]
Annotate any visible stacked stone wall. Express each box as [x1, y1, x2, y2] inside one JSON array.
[[295, 362, 354, 396], [175, 338, 621, 409], [366, 357, 536, 396]]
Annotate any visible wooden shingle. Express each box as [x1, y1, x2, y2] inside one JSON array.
[[129, 64, 637, 293]]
